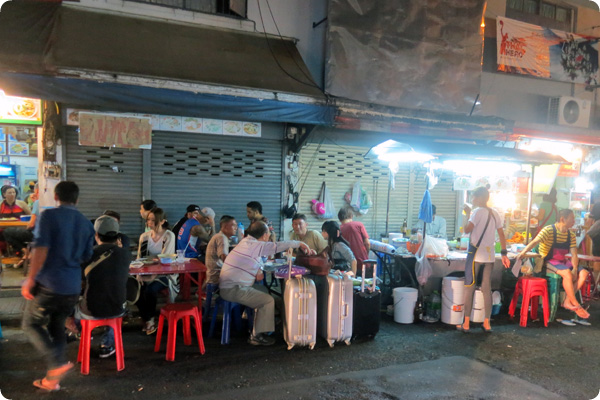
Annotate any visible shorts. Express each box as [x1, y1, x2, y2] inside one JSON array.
[[546, 262, 585, 274]]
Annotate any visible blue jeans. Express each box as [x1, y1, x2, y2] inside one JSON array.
[[21, 285, 79, 369], [73, 304, 120, 348]]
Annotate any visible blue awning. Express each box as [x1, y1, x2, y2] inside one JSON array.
[[0, 73, 335, 125]]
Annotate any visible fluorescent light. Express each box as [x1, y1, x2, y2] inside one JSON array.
[[442, 160, 521, 176]]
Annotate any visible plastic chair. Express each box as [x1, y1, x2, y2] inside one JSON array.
[[203, 283, 218, 323], [509, 276, 549, 327], [77, 317, 125, 375], [208, 298, 254, 345], [545, 272, 562, 322], [154, 303, 205, 361]]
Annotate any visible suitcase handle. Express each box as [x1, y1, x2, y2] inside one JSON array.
[[362, 260, 377, 293]]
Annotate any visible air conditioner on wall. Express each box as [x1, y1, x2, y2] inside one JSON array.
[[548, 96, 592, 129]]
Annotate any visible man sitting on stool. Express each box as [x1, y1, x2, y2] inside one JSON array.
[[219, 221, 311, 346], [68, 215, 131, 358]]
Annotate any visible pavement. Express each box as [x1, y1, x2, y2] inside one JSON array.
[[195, 356, 566, 400]]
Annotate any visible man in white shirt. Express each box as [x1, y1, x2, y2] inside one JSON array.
[[414, 204, 447, 238], [219, 221, 311, 346]]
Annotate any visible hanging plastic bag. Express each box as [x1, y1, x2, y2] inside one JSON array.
[[414, 239, 432, 286], [318, 182, 335, 219], [358, 187, 372, 215], [350, 181, 361, 211]]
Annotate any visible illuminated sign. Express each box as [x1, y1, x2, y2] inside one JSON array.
[[0, 90, 43, 125]]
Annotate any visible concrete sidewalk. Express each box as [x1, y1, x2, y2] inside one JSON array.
[[195, 356, 566, 400]]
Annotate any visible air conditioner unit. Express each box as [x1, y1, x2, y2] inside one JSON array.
[[554, 96, 592, 128]]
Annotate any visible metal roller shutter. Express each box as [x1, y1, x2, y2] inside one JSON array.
[[410, 168, 458, 239], [65, 128, 144, 238], [298, 143, 413, 240], [150, 132, 283, 237]]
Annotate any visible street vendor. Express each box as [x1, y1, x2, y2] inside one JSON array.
[[517, 208, 590, 320], [413, 204, 447, 239]]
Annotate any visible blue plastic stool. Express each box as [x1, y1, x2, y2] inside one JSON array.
[[203, 283, 219, 323], [209, 298, 255, 345], [0, 320, 3, 339]]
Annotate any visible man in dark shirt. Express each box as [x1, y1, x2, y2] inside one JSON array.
[[72, 215, 131, 358], [21, 181, 95, 392]]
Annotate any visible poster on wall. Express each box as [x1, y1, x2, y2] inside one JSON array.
[[0, 91, 43, 125], [497, 17, 599, 85], [78, 113, 152, 149], [0, 125, 38, 157]]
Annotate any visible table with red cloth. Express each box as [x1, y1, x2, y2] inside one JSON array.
[[130, 258, 206, 301]]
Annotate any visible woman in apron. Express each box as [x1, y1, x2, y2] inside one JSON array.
[[459, 187, 510, 333]]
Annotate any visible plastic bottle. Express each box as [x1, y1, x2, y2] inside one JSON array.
[[430, 290, 441, 321], [237, 222, 244, 242], [402, 219, 408, 236]]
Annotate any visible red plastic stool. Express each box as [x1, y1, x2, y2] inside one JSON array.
[[509, 277, 549, 327], [581, 273, 594, 302], [154, 303, 205, 361], [77, 317, 125, 375]]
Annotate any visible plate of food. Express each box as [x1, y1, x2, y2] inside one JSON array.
[[159, 116, 182, 131], [8, 142, 29, 156], [130, 261, 144, 268], [223, 121, 242, 135], [11, 99, 38, 120], [183, 117, 203, 132], [243, 122, 260, 136], [202, 119, 222, 134]]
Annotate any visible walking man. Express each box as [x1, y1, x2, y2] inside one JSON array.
[[21, 181, 95, 392]]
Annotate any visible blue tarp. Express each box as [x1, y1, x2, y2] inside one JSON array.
[[0, 73, 335, 126]]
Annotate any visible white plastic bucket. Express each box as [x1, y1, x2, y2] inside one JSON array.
[[470, 290, 485, 323], [393, 287, 418, 324], [441, 277, 465, 325]]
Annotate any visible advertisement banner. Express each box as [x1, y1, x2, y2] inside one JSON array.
[[0, 90, 43, 125], [79, 113, 152, 149], [497, 17, 599, 85]]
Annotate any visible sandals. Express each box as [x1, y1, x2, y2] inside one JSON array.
[[456, 324, 470, 333], [33, 378, 60, 392], [46, 362, 74, 381], [562, 301, 590, 319]]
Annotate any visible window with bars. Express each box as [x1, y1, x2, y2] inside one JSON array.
[[506, 0, 573, 30], [126, 0, 247, 18]]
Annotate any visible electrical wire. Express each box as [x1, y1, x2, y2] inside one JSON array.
[[264, 0, 323, 90], [256, 0, 324, 91]]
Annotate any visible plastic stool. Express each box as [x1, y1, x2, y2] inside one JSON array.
[[581, 272, 594, 302], [77, 317, 125, 375], [154, 303, 205, 361], [208, 298, 255, 345], [0, 320, 3, 339], [545, 272, 562, 322], [509, 277, 549, 327], [203, 283, 218, 322]]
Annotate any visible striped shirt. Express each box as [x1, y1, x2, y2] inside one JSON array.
[[219, 236, 301, 289], [537, 224, 576, 258]]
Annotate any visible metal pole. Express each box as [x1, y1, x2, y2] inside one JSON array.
[[525, 166, 536, 244], [385, 173, 391, 235]]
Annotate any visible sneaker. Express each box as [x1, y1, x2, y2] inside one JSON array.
[[248, 333, 276, 346], [99, 346, 116, 358]]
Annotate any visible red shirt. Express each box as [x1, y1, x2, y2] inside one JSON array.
[[0, 200, 25, 218], [340, 221, 369, 263]]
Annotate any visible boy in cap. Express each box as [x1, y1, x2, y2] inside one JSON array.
[[172, 204, 201, 236], [68, 215, 132, 358]]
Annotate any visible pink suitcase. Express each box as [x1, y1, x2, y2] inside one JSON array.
[[283, 252, 317, 350], [319, 272, 353, 347]]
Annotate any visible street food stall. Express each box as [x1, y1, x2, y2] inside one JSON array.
[[366, 140, 569, 299]]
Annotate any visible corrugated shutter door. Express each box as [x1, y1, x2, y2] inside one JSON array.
[[151, 132, 283, 237], [65, 128, 144, 238], [298, 143, 412, 239], [410, 169, 458, 239]]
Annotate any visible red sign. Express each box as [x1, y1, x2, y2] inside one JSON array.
[[79, 113, 151, 149], [558, 162, 580, 177]]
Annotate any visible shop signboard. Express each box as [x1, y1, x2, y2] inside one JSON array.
[[0, 90, 43, 125], [497, 16, 599, 85], [78, 113, 152, 149]]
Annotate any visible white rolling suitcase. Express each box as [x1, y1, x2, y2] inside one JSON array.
[[283, 252, 317, 350], [319, 271, 353, 347]]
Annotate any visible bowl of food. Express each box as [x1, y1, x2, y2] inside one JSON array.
[[158, 253, 176, 264], [20, 215, 32, 222]]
